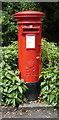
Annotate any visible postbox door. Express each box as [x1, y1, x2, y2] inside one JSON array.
[[25, 33, 41, 82], [19, 26, 41, 82]]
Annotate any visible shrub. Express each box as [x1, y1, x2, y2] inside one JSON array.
[[2, 41, 18, 71], [1, 41, 28, 107], [1, 39, 59, 107], [39, 38, 59, 106]]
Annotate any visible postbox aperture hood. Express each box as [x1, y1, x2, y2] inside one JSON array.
[[13, 10, 45, 23], [13, 10, 45, 15]]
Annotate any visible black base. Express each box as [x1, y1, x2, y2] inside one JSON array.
[[25, 81, 40, 101]]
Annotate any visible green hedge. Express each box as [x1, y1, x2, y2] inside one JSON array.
[[0, 42, 28, 107], [1, 38, 59, 107], [40, 38, 59, 106]]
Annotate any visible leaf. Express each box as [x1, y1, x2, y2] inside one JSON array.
[[4, 87, 8, 92], [0, 82, 5, 86], [41, 86, 48, 93], [39, 74, 42, 78], [8, 99, 12, 105], [8, 85, 17, 93], [20, 79, 24, 83], [22, 84, 28, 90], [8, 70, 15, 75], [6, 98, 11, 105], [52, 101, 57, 107], [18, 86, 22, 94], [1, 76, 5, 79], [16, 98, 23, 103], [49, 95, 55, 103], [7, 93, 14, 98], [0, 87, 3, 92], [54, 71, 59, 73], [12, 77, 15, 84], [12, 99, 15, 107], [43, 95, 47, 99], [8, 88, 13, 93], [15, 76, 20, 82], [16, 82, 20, 85], [41, 81, 47, 86], [3, 79, 8, 84], [6, 74, 12, 80], [6, 81, 11, 87], [15, 70, 20, 75], [5, 71, 8, 76], [12, 85, 17, 90], [42, 71, 48, 74]]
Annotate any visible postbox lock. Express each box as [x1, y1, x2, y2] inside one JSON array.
[[36, 56, 40, 59]]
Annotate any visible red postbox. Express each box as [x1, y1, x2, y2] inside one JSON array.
[[13, 10, 45, 100]]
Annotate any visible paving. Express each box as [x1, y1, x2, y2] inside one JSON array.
[[0, 101, 58, 120]]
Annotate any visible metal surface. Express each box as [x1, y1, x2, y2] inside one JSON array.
[[25, 81, 40, 100], [13, 10, 45, 83]]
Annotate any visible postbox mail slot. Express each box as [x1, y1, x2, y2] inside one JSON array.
[[22, 27, 40, 34], [23, 28, 39, 31]]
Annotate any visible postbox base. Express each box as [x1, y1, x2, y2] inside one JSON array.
[[25, 81, 40, 101]]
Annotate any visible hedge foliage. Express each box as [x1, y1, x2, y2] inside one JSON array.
[[1, 39, 59, 107], [0, 42, 28, 107], [40, 39, 59, 106]]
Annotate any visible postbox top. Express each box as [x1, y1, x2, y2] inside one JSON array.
[[13, 10, 45, 24], [13, 10, 45, 18]]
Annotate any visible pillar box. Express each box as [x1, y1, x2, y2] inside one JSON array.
[[13, 10, 45, 100]]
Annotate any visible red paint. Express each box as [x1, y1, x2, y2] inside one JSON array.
[[13, 10, 45, 83]]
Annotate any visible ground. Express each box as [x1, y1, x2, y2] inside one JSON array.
[[0, 101, 58, 120]]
